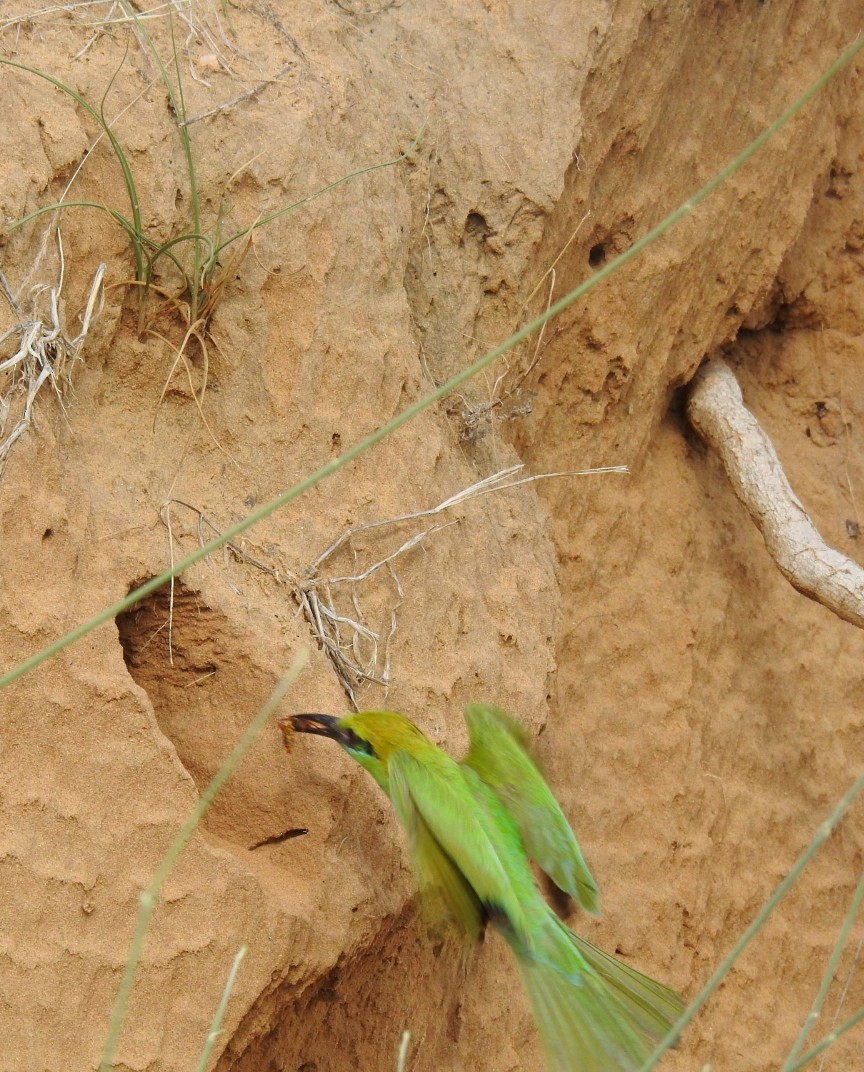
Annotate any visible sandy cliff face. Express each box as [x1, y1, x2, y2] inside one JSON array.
[[1, 3, 862, 1070]]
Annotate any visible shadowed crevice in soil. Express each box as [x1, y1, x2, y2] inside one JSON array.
[[215, 904, 468, 1072], [116, 580, 221, 699]]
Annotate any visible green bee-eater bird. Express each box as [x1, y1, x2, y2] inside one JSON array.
[[282, 704, 683, 1072]]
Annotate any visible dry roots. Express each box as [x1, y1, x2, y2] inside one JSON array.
[[687, 355, 864, 630]]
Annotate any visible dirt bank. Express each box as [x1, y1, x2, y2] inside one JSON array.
[[1, 3, 862, 1070]]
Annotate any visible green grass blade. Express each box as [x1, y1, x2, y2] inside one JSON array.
[[784, 1006, 864, 1072], [5, 201, 136, 238], [638, 772, 864, 1071], [2, 34, 862, 693], [147, 229, 215, 277], [0, 56, 145, 280], [207, 121, 427, 270], [97, 651, 307, 1072], [98, 41, 144, 279], [119, 0, 203, 314], [780, 869, 864, 1070], [4, 200, 190, 290]]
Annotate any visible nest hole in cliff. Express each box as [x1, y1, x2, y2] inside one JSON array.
[[115, 577, 270, 846], [116, 579, 221, 689]]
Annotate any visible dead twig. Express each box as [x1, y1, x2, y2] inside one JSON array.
[[302, 464, 627, 705], [455, 211, 590, 442], [157, 464, 628, 706], [687, 355, 864, 629], [181, 62, 297, 126]]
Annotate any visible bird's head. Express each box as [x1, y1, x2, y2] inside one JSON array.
[[282, 710, 427, 794]]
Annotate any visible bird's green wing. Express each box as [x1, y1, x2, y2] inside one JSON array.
[[388, 752, 485, 941], [463, 703, 600, 915], [388, 749, 531, 943]]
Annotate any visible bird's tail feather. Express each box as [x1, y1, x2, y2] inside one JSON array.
[[509, 914, 683, 1072], [572, 931, 684, 1044]]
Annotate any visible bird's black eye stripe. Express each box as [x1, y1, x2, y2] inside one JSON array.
[[341, 728, 376, 757]]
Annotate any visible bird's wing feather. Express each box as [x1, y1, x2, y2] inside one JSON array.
[[388, 752, 485, 941], [463, 703, 599, 914], [388, 749, 529, 940]]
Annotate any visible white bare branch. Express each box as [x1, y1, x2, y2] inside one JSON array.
[[687, 355, 864, 630]]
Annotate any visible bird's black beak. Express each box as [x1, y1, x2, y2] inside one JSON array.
[[277, 712, 342, 752], [288, 713, 341, 737]]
